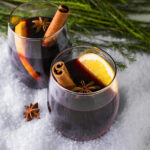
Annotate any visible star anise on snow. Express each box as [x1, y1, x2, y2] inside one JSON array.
[[24, 103, 40, 121], [72, 80, 101, 93], [32, 17, 50, 32]]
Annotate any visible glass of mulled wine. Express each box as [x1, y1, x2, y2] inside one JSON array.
[[8, 1, 71, 89], [48, 46, 119, 141]]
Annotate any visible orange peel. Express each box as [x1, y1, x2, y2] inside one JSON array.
[[15, 20, 42, 81], [77, 53, 115, 87]]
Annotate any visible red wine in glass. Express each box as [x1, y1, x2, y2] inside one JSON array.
[[8, 17, 71, 88], [48, 46, 119, 141]]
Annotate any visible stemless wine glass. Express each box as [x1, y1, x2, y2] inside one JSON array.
[[48, 46, 119, 141], [8, 1, 71, 89]]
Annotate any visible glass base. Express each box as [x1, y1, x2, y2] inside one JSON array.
[[48, 95, 119, 141]]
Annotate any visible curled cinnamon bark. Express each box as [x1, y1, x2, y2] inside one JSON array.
[[52, 61, 75, 90], [42, 5, 70, 47]]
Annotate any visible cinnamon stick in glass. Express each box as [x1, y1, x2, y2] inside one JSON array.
[[42, 5, 70, 47], [52, 61, 75, 90]]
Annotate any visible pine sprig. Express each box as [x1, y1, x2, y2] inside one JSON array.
[[0, 0, 150, 69]]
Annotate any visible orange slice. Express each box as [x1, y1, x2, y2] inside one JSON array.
[[15, 20, 28, 37], [10, 16, 21, 24], [15, 20, 42, 81], [77, 53, 114, 87], [18, 54, 43, 82], [15, 20, 28, 56]]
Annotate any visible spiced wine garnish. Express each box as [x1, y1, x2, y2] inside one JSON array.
[[32, 17, 50, 32], [24, 103, 40, 121], [72, 80, 100, 93], [52, 61, 75, 90], [52, 61, 101, 93], [43, 5, 70, 47]]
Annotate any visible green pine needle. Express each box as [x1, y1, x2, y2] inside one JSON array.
[[0, 0, 150, 69]]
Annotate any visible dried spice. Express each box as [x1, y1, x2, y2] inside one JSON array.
[[52, 61, 75, 90], [32, 17, 50, 32], [24, 103, 40, 121], [43, 5, 69, 47], [72, 80, 100, 93]]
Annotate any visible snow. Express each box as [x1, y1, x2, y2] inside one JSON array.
[[0, 36, 150, 150]]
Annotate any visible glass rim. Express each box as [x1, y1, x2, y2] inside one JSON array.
[[8, 1, 66, 41], [50, 45, 117, 96]]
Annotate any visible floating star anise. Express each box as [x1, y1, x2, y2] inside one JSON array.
[[72, 80, 101, 93], [24, 103, 40, 121], [32, 17, 50, 32]]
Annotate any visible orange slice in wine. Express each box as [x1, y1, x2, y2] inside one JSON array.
[[77, 53, 115, 87], [10, 16, 21, 24], [15, 20, 28, 38], [15, 20, 28, 56], [15, 20, 42, 81]]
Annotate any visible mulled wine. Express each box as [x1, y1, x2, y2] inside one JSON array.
[[8, 2, 71, 88], [48, 46, 119, 141]]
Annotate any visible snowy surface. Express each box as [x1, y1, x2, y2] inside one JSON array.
[[0, 36, 150, 150]]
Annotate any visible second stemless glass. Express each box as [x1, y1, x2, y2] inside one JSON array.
[[48, 46, 119, 141], [8, 1, 71, 89]]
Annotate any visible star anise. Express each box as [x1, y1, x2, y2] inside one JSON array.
[[24, 103, 40, 121], [32, 17, 50, 32], [72, 80, 101, 93]]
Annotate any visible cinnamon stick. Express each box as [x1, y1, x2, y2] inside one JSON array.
[[42, 5, 70, 47], [52, 61, 75, 90]]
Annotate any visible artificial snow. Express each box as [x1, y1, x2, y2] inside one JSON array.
[[0, 36, 150, 150]]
